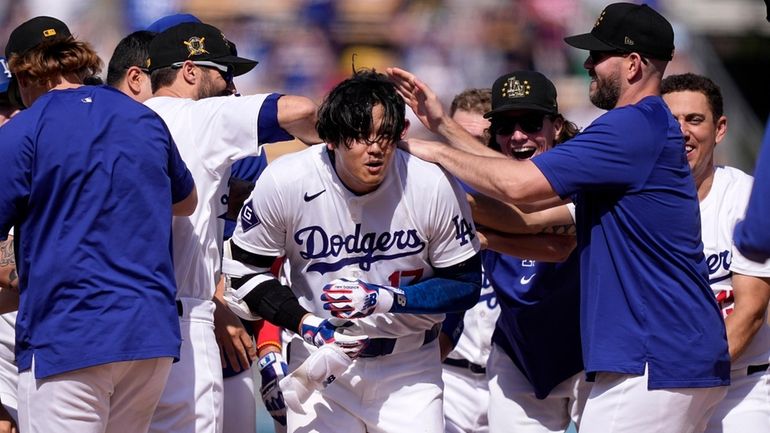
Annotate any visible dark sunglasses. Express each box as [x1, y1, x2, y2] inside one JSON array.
[[589, 50, 648, 65], [494, 113, 548, 135]]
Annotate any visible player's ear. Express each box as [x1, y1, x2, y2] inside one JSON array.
[[401, 118, 410, 139], [714, 115, 727, 146], [181, 61, 198, 85]]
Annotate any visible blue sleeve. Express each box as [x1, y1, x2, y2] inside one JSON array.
[[389, 253, 482, 314], [166, 132, 195, 203], [231, 153, 268, 183], [0, 119, 33, 239], [257, 93, 295, 144], [532, 106, 663, 198], [735, 119, 770, 261]]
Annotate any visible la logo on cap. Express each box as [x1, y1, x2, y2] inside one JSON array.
[[184, 36, 208, 57], [502, 76, 530, 99], [43, 28, 57, 37]]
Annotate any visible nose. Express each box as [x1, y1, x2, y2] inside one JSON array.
[[511, 127, 529, 143]]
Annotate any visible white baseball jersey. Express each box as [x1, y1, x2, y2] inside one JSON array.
[[232, 144, 480, 339], [145, 94, 269, 300], [700, 166, 770, 371], [447, 273, 498, 366]]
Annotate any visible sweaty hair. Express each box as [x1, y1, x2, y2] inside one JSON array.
[[661, 73, 724, 120], [8, 36, 102, 88], [317, 69, 406, 149], [106, 30, 155, 87], [450, 88, 491, 117]]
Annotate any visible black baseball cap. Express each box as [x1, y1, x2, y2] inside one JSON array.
[[564, 3, 674, 61], [484, 71, 558, 118], [5, 16, 72, 58], [147, 22, 257, 76]]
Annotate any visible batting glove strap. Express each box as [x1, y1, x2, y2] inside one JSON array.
[[299, 316, 369, 359]]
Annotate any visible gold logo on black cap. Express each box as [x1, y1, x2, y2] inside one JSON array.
[[184, 37, 209, 57], [502, 77, 529, 99], [43, 28, 57, 37], [624, 36, 634, 46], [594, 10, 606, 28]]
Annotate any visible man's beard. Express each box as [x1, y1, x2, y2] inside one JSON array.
[[196, 72, 230, 99], [589, 72, 621, 110]]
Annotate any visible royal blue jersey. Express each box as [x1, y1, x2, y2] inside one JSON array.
[[485, 251, 582, 399], [532, 96, 730, 388], [0, 86, 194, 378], [734, 119, 770, 262]]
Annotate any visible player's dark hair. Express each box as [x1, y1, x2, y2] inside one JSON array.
[[661, 73, 724, 120], [450, 88, 491, 117], [317, 69, 406, 149], [106, 30, 155, 87], [150, 67, 178, 93], [8, 36, 102, 87]]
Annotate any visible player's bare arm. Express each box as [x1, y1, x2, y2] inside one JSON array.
[[172, 185, 198, 216], [724, 274, 770, 360], [213, 275, 256, 372], [276, 95, 321, 145], [0, 237, 17, 292], [482, 231, 576, 263], [469, 193, 574, 235]]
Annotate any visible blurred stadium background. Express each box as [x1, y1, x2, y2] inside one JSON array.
[[1, 1, 766, 431]]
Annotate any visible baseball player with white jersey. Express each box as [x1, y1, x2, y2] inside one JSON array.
[[438, 88, 499, 433], [662, 73, 770, 433], [389, 4, 730, 432], [223, 69, 482, 433], [143, 22, 320, 433]]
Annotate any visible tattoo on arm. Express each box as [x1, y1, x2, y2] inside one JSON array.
[[0, 239, 14, 268], [539, 224, 576, 235]]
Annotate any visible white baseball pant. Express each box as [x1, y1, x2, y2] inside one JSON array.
[[487, 344, 590, 433], [442, 362, 490, 433], [223, 367, 257, 433], [149, 298, 223, 433], [580, 365, 727, 433], [18, 357, 172, 433], [286, 337, 444, 433], [705, 364, 770, 433]]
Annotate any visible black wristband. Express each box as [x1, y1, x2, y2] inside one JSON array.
[[241, 278, 309, 332]]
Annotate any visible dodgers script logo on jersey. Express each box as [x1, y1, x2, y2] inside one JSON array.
[[293, 215, 475, 275]]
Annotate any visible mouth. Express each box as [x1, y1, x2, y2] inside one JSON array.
[[511, 147, 537, 160], [365, 160, 384, 173], [685, 144, 694, 155]]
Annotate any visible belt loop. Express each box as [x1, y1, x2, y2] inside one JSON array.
[[176, 300, 183, 317]]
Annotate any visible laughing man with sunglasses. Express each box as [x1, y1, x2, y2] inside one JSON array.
[[390, 3, 730, 432]]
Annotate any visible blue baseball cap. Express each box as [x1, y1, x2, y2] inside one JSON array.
[[147, 13, 201, 33], [0, 57, 11, 94]]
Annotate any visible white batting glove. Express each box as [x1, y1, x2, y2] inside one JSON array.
[[299, 315, 369, 359], [320, 278, 404, 319]]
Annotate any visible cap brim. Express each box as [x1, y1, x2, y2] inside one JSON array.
[[215, 55, 258, 76], [483, 103, 556, 119], [564, 32, 616, 52]]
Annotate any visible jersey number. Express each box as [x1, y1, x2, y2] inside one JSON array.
[[388, 269, 423, 287]]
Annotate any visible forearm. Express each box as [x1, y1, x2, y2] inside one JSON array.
[[0, 237, 17, 291], [484, 230, 576, 262], [433, 145, 555, 205], [725, 274, 770, 360], [470, 194, 574, 235]]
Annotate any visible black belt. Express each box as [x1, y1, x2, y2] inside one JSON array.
[[176, 300, 183, 317], [747, 363, 769, 375], [443, 357, 486, 375], [360, 324, 441, 358]]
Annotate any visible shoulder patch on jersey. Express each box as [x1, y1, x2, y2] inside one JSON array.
[[240, 201, 261, 232]]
